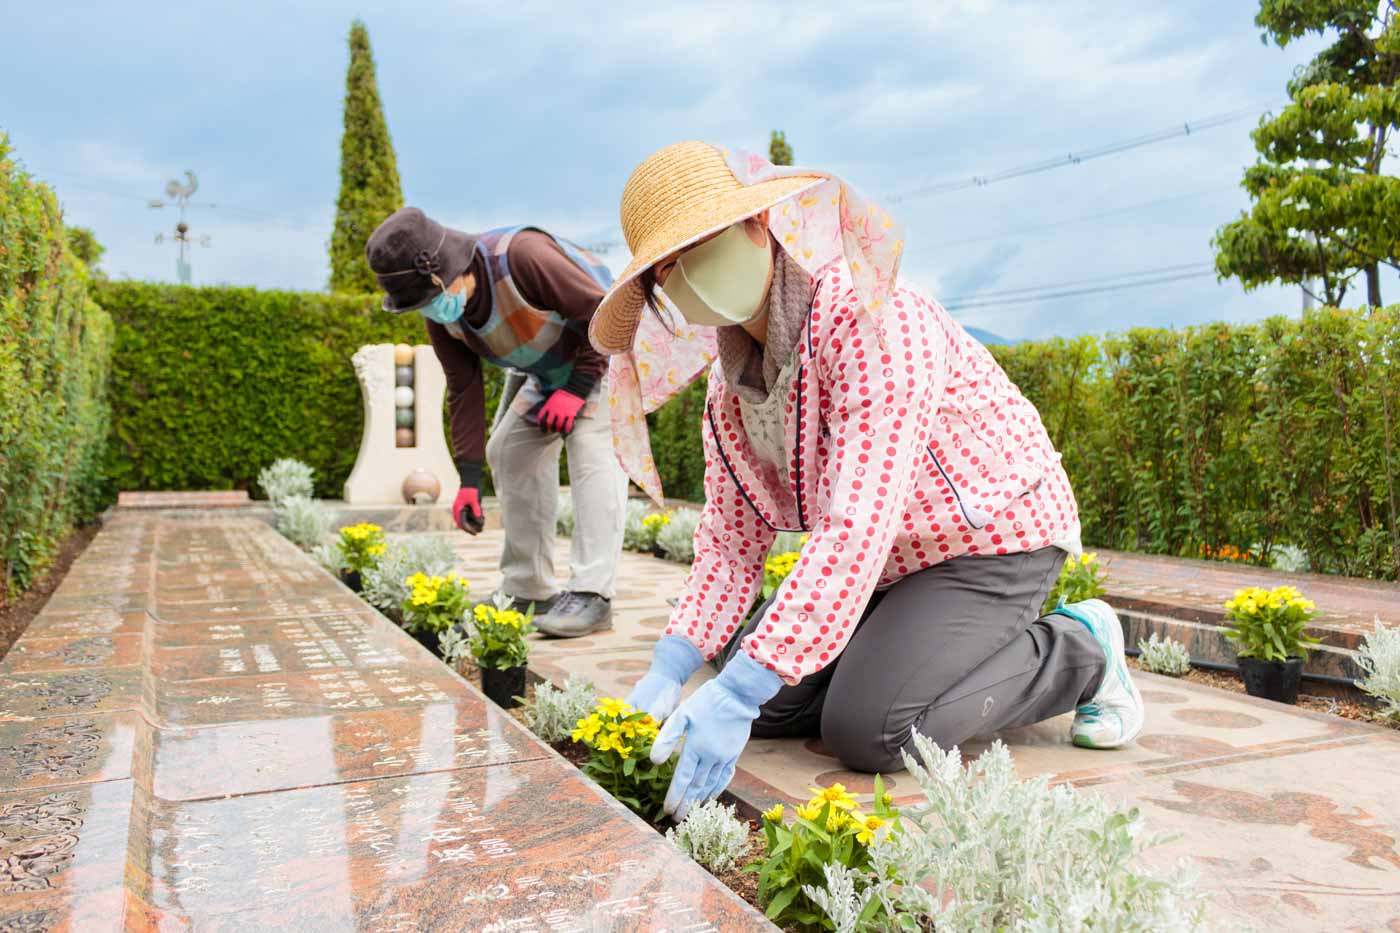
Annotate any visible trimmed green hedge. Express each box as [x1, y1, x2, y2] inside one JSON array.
[[0, 136, 114, 600], [990, 308, 1400, 580], [97, 281, 511, 500]]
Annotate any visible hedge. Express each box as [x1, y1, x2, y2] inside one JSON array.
[[0, 136, 114, 600], [96, 281, 511, 500], [990, 308, 1400, 580]]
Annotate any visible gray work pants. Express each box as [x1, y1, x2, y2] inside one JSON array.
[[718, 548, 1106, 773], [485, 375, 628, 601]]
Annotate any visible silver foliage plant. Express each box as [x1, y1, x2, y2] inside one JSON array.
[[802, 863, 878, 933], [257, 457, 315, 506], [656, 507, 701, 564], [523, 674, 598, 743], [361, 534, 458, 614], [275, 495, 331, 551], [556, 492, 575, 536], [666, 800, 749, 874], [621, 499, 652, 551], [439, 624, 469, 666], [809, 738, 1208, 933], [312, 541, 346, 574], [1137, 633, 1192, 677], [1356, 618, 1400, 722]]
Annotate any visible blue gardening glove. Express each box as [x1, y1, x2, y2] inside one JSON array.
[[626, 635, 703, 722], [650, 651, 782, 821]]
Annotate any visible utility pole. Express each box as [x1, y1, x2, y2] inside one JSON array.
[[150, 171, 213, 284]]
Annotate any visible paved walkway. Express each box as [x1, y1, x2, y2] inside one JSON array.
[[447, 530, 1400, 933], [0, 510, 769, 931]]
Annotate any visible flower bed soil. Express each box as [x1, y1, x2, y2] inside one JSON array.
[[0, 523, 100, 659]]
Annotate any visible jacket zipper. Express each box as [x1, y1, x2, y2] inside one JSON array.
[[926, 445, 989, 530]]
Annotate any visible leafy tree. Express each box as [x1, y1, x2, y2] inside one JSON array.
[[1214, 1, 1399, 307], [769, 130, 793, 166], [329, 20, 403, 294], [66, 226, 104, 269]]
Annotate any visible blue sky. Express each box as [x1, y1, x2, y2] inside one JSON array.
[[4, 0, 1394, 340]]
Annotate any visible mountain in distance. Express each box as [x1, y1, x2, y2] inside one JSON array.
[[963, 326, 1018, 346]]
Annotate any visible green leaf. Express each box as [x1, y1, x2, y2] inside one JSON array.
[[765, 886, 797, 920]]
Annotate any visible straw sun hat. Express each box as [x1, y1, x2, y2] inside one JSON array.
[[589, 141, 825, 356]]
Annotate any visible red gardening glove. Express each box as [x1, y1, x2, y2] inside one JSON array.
[[537, 389, 586, 435], [453, 486, 484, 535]]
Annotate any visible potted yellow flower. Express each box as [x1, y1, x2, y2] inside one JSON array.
[[400, 572, 471, 655], [335, 523, 386, 592], [572, 697, 674, 821], [641, 511, 671, 557], [1224, 585, 1320, 703], [470, 592, 535, 708]]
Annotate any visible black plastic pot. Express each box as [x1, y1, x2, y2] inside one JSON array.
[[481, 665, 526, 709], [1239, 656, 1303, 704], [409, 626, 439, 657], [339, 569, 362, 593], [649, 544, 667, 559]]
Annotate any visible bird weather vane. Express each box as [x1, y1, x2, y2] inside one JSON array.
[[149, 170, 214, 284]]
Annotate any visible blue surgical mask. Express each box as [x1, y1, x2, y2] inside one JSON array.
[[420, 287, 465, 325]]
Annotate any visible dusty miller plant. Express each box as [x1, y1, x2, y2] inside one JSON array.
[[275, 496, 331, 551], [1138, 633, 1192, 677], [312, 541, 347, 574], [1356, 618, 1400, 723], [802, 863, 878, 933], [826, 737, 1208, 932], [666, 800, 750, 874], [656, 508, 701, 564], [622, 499, 652, 551], [362, 535, 457, 614], [523, 674, 597, 743], [257, 458, 315, 506]]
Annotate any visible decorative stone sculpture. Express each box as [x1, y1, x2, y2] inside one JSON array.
[[402, 469, 442, 504], [344, 345, 459, 504]]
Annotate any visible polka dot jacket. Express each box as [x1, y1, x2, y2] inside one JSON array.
[[664, 262, 1080, 685]]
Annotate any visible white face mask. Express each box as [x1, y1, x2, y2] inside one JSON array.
[[661, 222, 772, 327]]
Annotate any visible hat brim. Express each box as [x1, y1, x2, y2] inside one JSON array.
[[590, 174, 824, 356], [377, 228, 477, 314]]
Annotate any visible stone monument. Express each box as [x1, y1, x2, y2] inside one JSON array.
[[343, 344, 459, 504]]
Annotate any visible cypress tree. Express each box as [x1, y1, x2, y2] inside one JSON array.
[[329, 20, 403, 293]]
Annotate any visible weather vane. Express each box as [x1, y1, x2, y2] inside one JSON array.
[[149, 171, 214, 285]]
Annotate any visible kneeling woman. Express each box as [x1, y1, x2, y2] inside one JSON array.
[[589, 142, 1144, 820]]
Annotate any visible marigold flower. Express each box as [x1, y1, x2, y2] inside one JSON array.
[[855, 814, 886, 845], [807, 783, 858, 811], [596, 697, 634, 719]]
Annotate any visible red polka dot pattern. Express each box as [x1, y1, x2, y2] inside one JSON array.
[[664, 261, 1079, 685]]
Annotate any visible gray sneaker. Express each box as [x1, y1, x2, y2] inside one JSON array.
[[534, 591, 613, 638]]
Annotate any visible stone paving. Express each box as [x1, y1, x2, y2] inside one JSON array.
[[0, 511, 771, 931], [445, 529, 1400, 933]]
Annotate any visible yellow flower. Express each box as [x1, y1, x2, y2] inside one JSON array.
[[597, 697, 634, 719], [571, 714, 602, 744], [473, 603, 492, 623], [808, 783, 858, 812], [826, 809, 850, 832], [762, 804, 785, 822], [855, 814, 886, 845], [798, 535, 810, 547], [642, 513, 671, 531], [796, 802, 823, 822]]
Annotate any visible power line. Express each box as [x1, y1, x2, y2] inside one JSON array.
[[943, 261, 1212, 302], [909, 186, 1235, 253], [886, 105, 1274, 205], [941, 263, 1218, 313]]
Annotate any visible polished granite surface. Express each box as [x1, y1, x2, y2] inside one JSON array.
[[0, 512, 770, 931]]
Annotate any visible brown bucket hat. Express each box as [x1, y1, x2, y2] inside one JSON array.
[[365, 207, 478, 313]]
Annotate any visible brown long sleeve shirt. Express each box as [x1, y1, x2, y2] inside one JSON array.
[[425, 230, 607, 471]]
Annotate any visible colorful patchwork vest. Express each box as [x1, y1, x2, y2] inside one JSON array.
[[444, 226, 613, 392]]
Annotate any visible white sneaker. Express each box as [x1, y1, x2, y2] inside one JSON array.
[[1058, 599, 1144, 749]]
